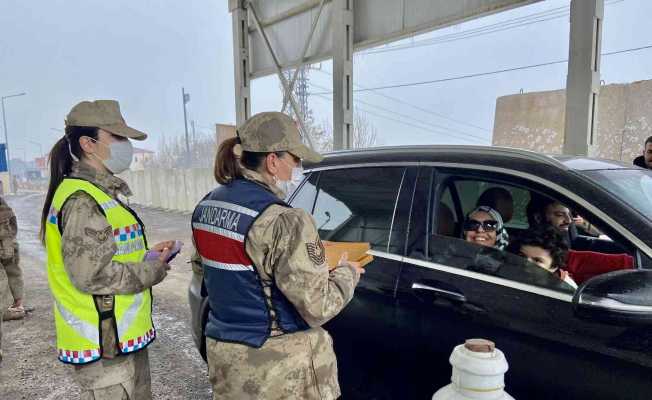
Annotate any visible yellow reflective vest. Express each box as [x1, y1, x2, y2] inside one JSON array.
[[46, 178, 155, 364]]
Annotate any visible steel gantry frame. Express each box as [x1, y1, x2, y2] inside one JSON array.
[[230, 0, 604, 156], [563, 0, 604, 156], [230, 0, 322, 150]]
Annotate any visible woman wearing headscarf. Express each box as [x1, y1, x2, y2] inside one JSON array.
[[462, 205, 509, 250]]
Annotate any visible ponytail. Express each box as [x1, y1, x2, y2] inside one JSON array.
[[40, 126, 98, 243], [214, 137, 242, 184], [213, 137, 286, 185]]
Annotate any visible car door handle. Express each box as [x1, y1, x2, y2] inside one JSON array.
[[411, 282, 467, 303]]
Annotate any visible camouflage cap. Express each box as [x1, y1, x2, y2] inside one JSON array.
[[65, 100, 147, 140], [238, 112, 323, 163]]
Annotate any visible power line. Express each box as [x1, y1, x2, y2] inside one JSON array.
[[361, 12, 567, 55], [310, 44, 652, 95], [311, 68, 491, 132], [312, 93, 488, 145], [357, 86, 491, 132], [310, 81, 489, 142], [359, 0, 623, 56]]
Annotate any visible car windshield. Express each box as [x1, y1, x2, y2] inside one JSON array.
[[582, 169, 652, 221]]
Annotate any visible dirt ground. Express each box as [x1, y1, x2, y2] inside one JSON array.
[[0, 192, 212, 399]]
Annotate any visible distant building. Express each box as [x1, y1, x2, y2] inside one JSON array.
[[216, 124, 236, 147], [132, 147, 154, 171], [35, 155, 49, 178], [493, 79, 652, 162]]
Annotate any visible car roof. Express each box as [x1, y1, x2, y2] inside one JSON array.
[[305, 145, 635, 172]]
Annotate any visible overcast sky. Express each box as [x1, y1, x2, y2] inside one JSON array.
[[1, 0, 651, 160]]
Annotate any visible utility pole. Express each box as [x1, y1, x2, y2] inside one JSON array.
[[1, 92, 27, 193], [191, 120, 196, 142], [28, 140, 43, 158], [182, 87, 190, 164]]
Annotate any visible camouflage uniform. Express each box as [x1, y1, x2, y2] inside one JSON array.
[[0, 195, 20, 363], [60, 161, 168, 399], [194, 168, 360, 400], [0, 267, 4, 364]]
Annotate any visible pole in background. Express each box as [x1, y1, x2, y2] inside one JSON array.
[[182, 87, 191, 164], [332, 0, 354, 150], [230, 0, 251, 127], [28, 140, 43, 158], [563, 0, 604, 156], [191, 120, 196, 142], [1, 92, 27, 193]]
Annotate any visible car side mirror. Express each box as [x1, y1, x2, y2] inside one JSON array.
[[573, 270, 652, 325]]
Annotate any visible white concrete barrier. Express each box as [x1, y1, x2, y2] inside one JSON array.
[[120, 168, 216, 212]]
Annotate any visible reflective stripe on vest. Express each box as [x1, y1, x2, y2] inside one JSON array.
[[46, 178, 155, 364]]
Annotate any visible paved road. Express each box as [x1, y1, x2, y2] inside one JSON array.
[[0, 192, 212, 399]]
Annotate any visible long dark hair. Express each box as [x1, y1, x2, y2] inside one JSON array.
[[39, 126, 98, 243], [213, 137, 284, 185]]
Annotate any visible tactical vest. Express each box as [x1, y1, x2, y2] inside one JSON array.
[[191, 178, 309, 348], [46, 178, 155, 364]]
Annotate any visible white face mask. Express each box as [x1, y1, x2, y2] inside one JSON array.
[[275, 159, 304, 199], [91, 138, 134, 174]]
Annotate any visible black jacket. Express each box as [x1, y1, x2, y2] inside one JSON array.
[[633, 156, 649, 169]]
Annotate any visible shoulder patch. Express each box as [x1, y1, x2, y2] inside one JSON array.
[[306, 235, 326, 266], [84, 226, 113, 244]]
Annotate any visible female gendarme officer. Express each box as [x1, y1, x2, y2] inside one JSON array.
[[40, 100, 178, 399], [191, 112, 363, 400]]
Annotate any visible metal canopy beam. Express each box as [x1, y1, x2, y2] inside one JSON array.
[[281, 0, 328, 113], [230, 0, 543, 152], [245, 0, 540, 79], [247, 1, 317, 151], [332, 0, 353, 150], [230, 0, 251, 127], [563, 0, 604, 156]]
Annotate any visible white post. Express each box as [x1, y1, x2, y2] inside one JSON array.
[[332, 0, 354, 150], [230, 0, 251, 127], [563, 0, 604, 156]]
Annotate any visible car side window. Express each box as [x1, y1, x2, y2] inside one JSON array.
[[453, 180, 530, 229], [289, 172, 319, 213], [310, 167, 408, 252], [424, 176, 575, 294]]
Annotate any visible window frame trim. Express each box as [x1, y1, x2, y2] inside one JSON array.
[[421, 162, 651, 259], [370, 249, 574, 303]]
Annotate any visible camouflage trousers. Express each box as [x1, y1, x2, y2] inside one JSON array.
[[0, 242, 23, 304], [0, 313, 3, 364], [72, 348, 151, 400], [206, 327, 341, 400], [0, 265, 8, 365]]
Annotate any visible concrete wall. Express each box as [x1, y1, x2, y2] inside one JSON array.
[[0, 172, 11, 195], [119, 168, 216, 212], [493, 79, 652, 162]]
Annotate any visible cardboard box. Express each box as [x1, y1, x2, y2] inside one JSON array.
[[323, 241, 374, 270]]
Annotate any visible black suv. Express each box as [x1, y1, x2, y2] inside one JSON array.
[[189, 146, 652, 399]]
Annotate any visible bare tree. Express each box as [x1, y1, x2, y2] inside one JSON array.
[[147, 132, 216, 169], [316, 111, 381, 152]]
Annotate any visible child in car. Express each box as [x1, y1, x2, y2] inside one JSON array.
[[507, 226, 578, 289]]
